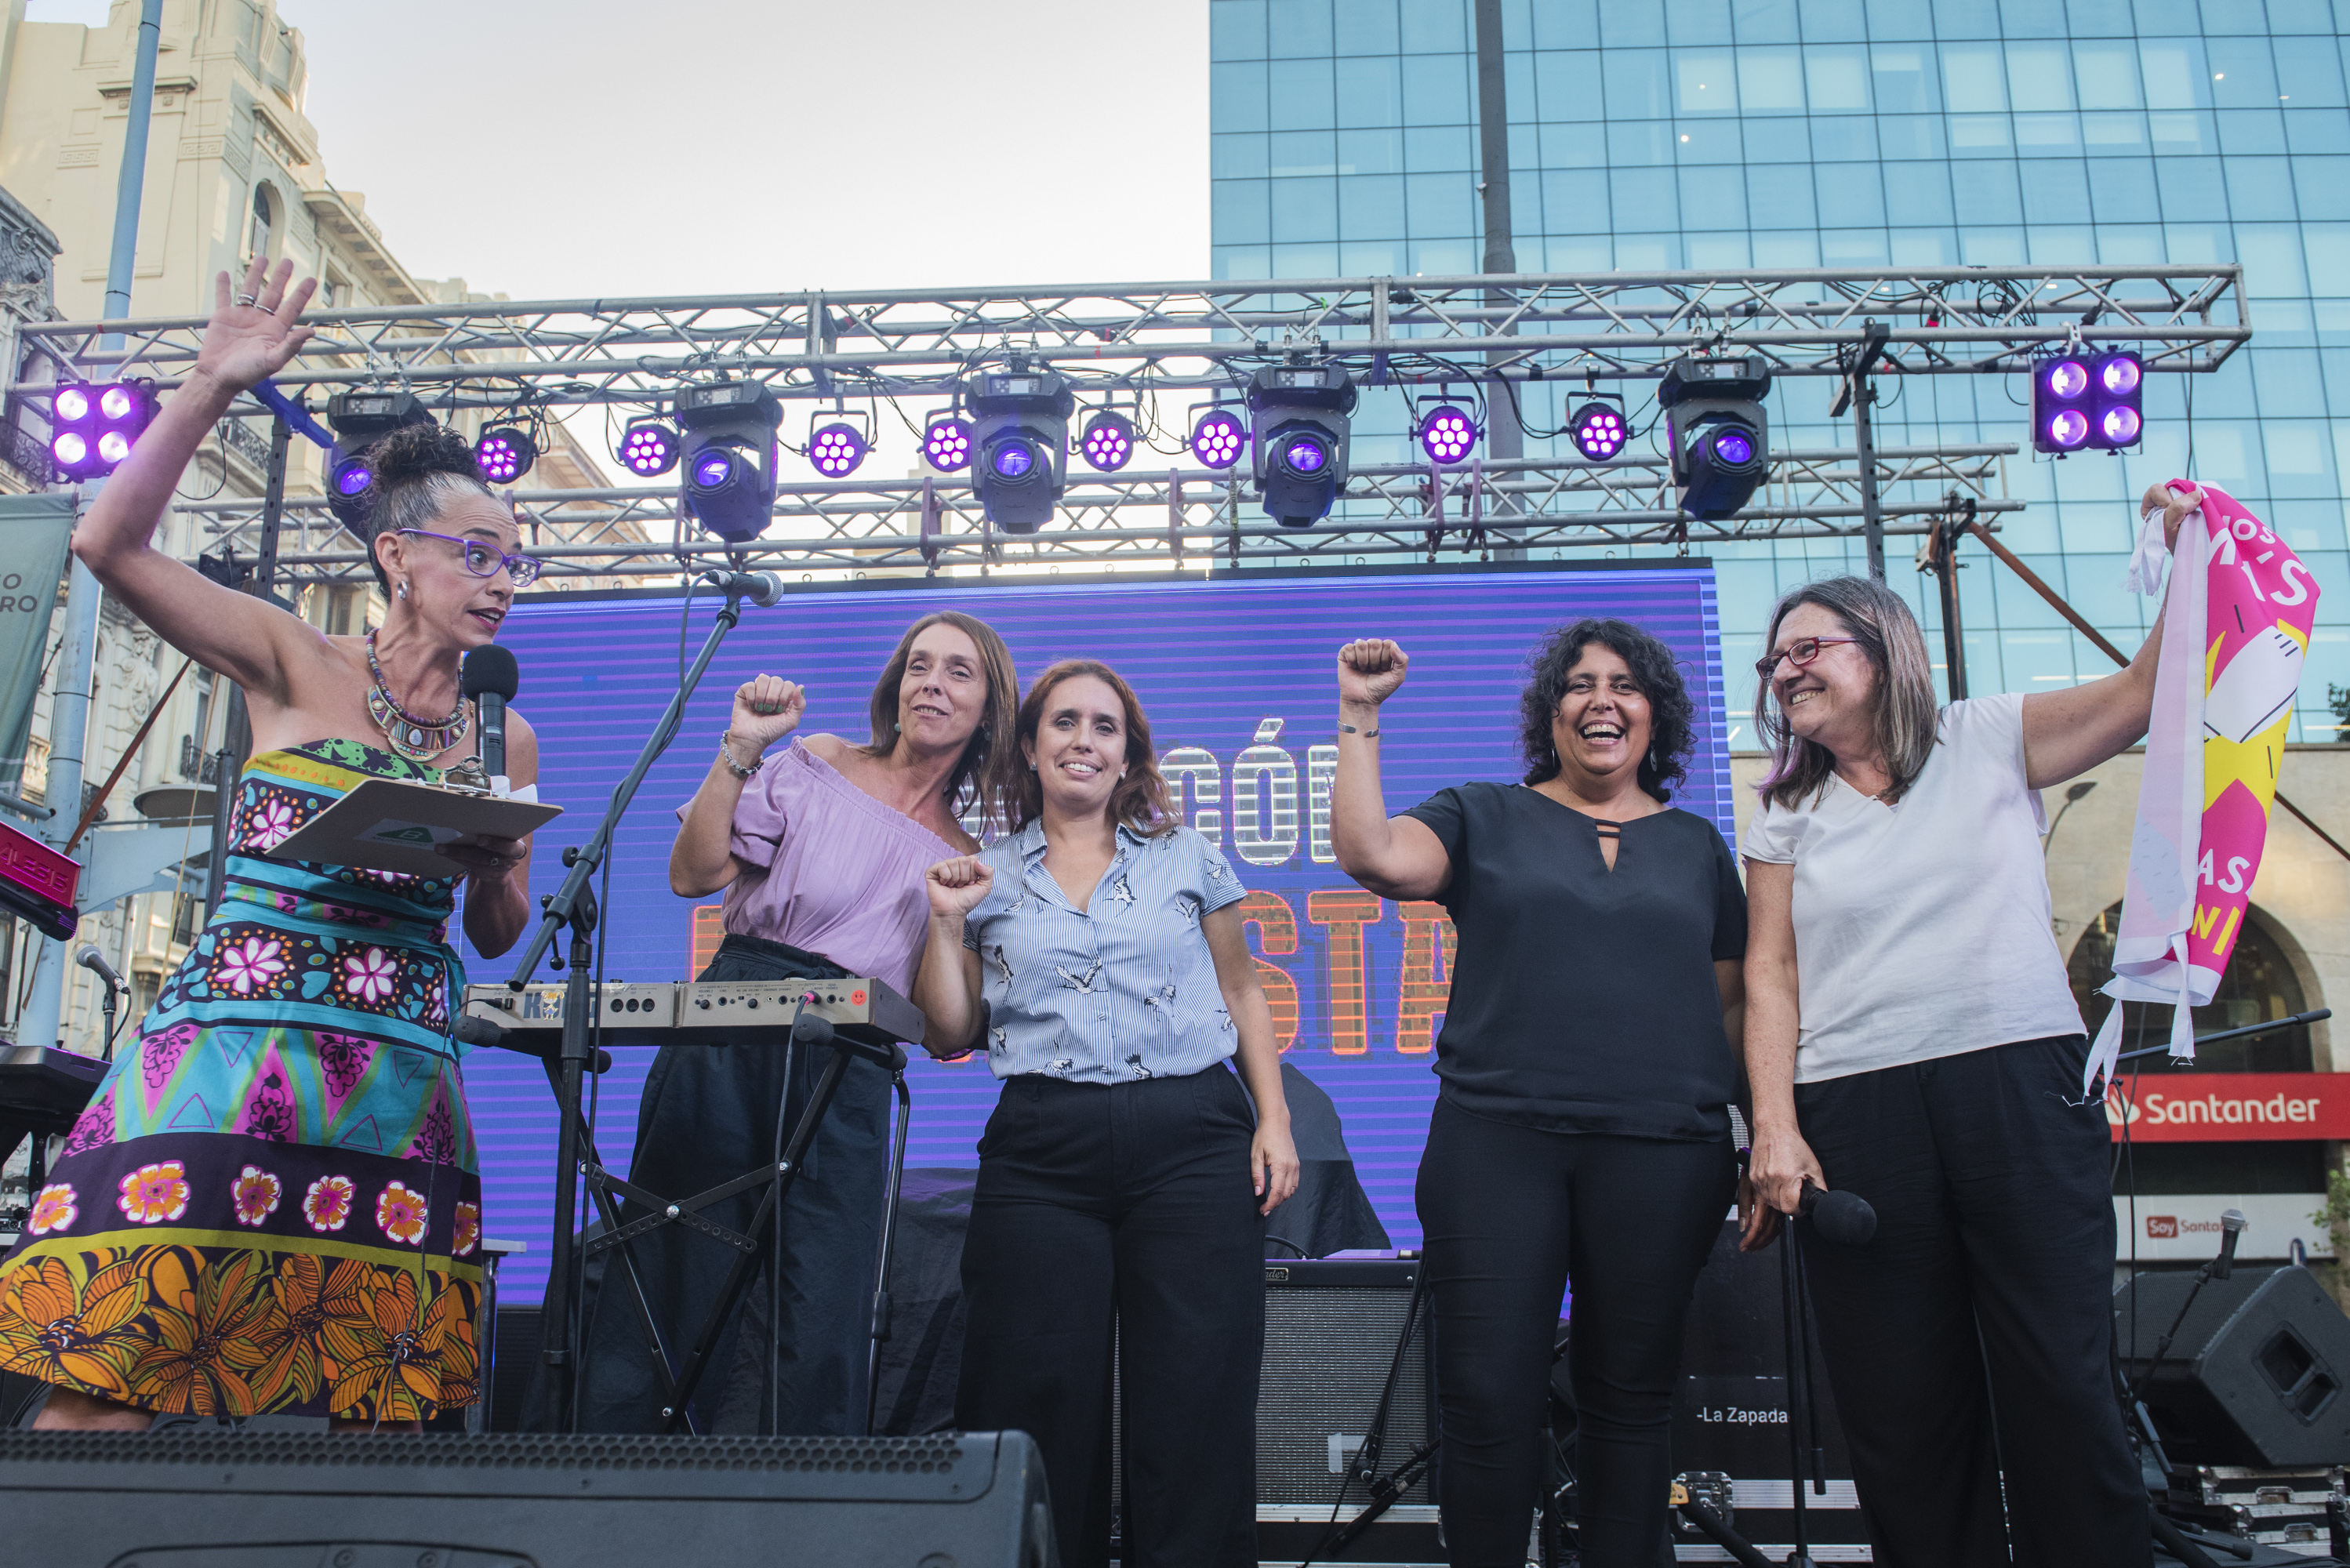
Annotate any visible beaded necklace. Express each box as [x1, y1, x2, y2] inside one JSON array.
[[364, 630, 470, 764]]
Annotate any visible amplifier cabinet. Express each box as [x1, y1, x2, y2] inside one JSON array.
[[1259, 1258, 1436, 1511], [0, 1429, 1054, 1568]]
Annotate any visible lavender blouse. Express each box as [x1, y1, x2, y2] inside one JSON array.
[[680, 739, 957, 996]]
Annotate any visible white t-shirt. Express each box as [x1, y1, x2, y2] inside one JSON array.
[[1741, 691, 2087, 1084]]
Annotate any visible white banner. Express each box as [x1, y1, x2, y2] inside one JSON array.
[[2112, 1191, 2334, 1262]]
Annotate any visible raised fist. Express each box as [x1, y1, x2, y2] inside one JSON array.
[[1337, 638, 1410, 708], [729, 675, 806, 754], [925, 855, 995, 918]]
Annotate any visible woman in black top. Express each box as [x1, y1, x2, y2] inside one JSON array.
[[1332, 619, 1748, 1568]]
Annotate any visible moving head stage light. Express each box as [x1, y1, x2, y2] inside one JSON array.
[[1249, 363, 1357, 528], [675, 379, 784, 543], [49, 380, 156, 481], [324, 390, 433, 525], [2033, 349, 2143, 454], [968, 365, 1075, 533], [1657, 355, 1771, 521]]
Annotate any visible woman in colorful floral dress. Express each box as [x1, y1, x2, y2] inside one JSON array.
[[0, 257, 538, 1430]]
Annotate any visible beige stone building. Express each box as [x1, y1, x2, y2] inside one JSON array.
[[0, 0, 639, 1059]]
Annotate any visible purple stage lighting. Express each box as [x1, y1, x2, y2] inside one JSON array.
[[925, 416, 973, 472], [334, 457, 373, 497], [1190, 408, 1246, 470], [2033, 350, 2138, 453], [809, 421, 868, 477], [1418, 405, 1476, 466], [692, 449, 739, 489], [1280, 433, 1330, 476], [1710, 428, 1755, 466], [1567, 401, 1628, 462], [619, 420, 679, 477], [474, 425, 536, 485], [992, 441, 1037, 480], [50, 379, 154, 480], [1080, 410, 1135, 472]]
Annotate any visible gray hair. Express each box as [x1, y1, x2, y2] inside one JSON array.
[[1754, 575, 1941, 809]]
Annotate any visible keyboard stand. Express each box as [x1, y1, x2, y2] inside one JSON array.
[[574, 1005, 913, 1436]]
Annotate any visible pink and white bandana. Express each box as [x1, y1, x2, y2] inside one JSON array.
[[2084, 481, 2320, 1093]]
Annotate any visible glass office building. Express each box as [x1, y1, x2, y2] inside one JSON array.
[[1208, 0, 2350, 732]]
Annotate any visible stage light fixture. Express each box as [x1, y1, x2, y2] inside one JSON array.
[[474, 424, 536, 485], [1079, 409, 1136, 472], [808, 420, 869, 477], [968, 365, 1075, 533], [1415, 403, 1477, 466], [1190, 407, 1247, 470], [49, 379, 155, 481], [322, 390, 436, 525], [1566, 397, 1629, 462], [924, 416, 973, 472], [674, 379, 783, 543], [1248, 362, 1357, 528], [619, 419, 679, 477], [1657, 354, 1771, 521], [2033, 350, 2141, 454]]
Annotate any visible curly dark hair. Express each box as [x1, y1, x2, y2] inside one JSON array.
[[1517, 618, 1696, 800], [334, 423, 499, 591]]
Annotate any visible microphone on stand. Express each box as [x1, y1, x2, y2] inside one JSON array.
[[2215, 1208, 2247, 1280], [1799, 1178, 1878, 1247], [75, 945, 124, 996], [704, 570, 783, 608], [462, 645, 520, 786]]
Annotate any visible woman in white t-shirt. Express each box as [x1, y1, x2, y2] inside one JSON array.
[[1741, 483, 2192, 1568]]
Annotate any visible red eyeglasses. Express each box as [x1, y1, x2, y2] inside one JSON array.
[[1755, 636, 1859, 681]]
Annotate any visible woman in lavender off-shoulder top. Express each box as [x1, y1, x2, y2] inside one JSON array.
[[561, 611, 1020, 1436]]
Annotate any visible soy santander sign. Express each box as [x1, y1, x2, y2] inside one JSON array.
[[2106, 1073, 2350, 1142]]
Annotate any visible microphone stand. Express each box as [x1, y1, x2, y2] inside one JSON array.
[[511, 576, 757, 1433]]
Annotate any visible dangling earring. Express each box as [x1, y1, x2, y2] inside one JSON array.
[[396, 581, 409, 600]]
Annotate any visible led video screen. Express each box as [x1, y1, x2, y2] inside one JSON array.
[[463, 563, 1731, 1294]]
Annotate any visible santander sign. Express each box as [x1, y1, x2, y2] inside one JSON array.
[[2105, 1072, 2350, 1142]]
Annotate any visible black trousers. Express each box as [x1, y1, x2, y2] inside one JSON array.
[[955, 1066, 1266, 1568], [1416, 1095, 1737, 1568], [1794, 1034, 2151, 1568], [563, 935, 888, 1435]]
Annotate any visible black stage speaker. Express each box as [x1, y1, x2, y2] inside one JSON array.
[[2117, 1264, 2350, 1468], [1671, 1220, 1867, 1552], [0, 1429, 1055, 1568], [1259, 1258, 1434, 1508]]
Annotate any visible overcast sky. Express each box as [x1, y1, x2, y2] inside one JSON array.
[[30, 0, 1211, 482], [34, 0, 1211, 297]]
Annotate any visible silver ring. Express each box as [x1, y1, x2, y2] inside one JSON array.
[[234, 292, 256, 307]]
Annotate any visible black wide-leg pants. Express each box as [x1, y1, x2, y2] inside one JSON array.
[[1792, 1033, 2150, 1568], [955, 1066, 1266, 1568], [1415, 1096, 1738, 1568]]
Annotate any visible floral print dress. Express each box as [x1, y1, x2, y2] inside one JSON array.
[[0, 740, 484, 1421]]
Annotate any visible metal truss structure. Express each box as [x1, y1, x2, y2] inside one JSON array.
[[177, 443, 2021, 583], [18, 267, 2243, 576]]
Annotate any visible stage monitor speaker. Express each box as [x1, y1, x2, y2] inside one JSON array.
[[1259, 1258, 1434, 1509], [2117, 1264, 2350, 1468], [0, 1429, 1055, 1568]]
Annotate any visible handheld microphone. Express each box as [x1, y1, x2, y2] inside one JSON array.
[[1799, 1178, 1878, 1247], [75, 944, 124, 996], [706, 570, 783, 608], [2216, 1208, 2247, 1280], [462, 645, 520, 784]]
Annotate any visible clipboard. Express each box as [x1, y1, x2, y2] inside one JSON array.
[[267, 776, 562, 878]]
